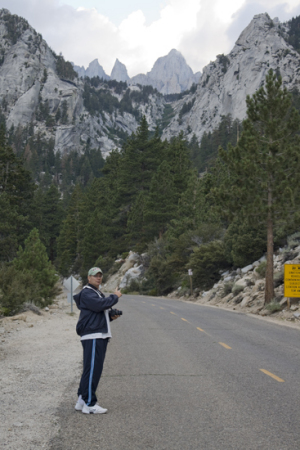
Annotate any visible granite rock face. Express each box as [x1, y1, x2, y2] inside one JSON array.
[[1, 9, 300, 159], [162, 13, 300, 141], [0, 9, 165, 156], [85, 59, 110, 80], [130, 49, 200, 94], [72, 59, 110, 80], [111, 58, 129, 82]]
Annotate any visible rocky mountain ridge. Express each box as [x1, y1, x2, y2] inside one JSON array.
[[162, 13, 300, 142], [1, 9, 300, 159], [0, 9, 165, 156], [72, 49, 200, 94], [129, 49, 201, 94]]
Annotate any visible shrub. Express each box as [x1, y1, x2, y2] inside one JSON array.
[[0, 265, 38, 316], [121, 279, 140, 294], [232, 284, 244, 296], [255, 261, 267, 278], [224, 218, 266, 268], [188, 240, 229, 290], [12, 228, 59, 306], [222, 282, 234, 298], [265, 301, 282, 312]]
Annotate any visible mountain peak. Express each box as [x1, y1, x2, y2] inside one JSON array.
[[111, 59, 129, 82], [85, 59, 109, 80]]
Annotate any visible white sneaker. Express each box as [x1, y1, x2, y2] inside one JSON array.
[[75, 395, 85, 411], [82, 403, 107, 414]]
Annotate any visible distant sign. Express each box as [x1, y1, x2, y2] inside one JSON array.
[[188, 269, 193, 276], [63, 276, 80, 313], [63, 276, 80, 292], [284, 264, 300, 297]]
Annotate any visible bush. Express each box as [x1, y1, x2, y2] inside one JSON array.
[[222, 282, 233, 298], [12, 228, 59, 306], [224, 218, 266, 268], [255, 261, 267, 278], [232, 284, 244, 296], [0, 265, 38, 316], [265, 301, 282, 312], [188, 240, 229, 290], [121, 279, 140, 294]]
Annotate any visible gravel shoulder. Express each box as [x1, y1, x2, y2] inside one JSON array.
[[0, 288, 81, 449]]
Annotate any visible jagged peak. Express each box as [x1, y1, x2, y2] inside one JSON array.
[[111, 58, 129, 81], [235, 12, 279, 47]]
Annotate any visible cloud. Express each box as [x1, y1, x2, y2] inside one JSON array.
[[2, 0, 300, 77]]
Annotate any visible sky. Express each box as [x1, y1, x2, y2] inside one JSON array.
[[2, 0, 300, 77]]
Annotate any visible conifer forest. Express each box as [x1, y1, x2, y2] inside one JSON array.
[[1, 70, 300, 314]]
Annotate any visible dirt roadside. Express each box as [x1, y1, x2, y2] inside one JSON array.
[[0, 288, 81, 449]]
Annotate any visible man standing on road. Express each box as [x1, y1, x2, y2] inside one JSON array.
[[73, 267, 122, 414]]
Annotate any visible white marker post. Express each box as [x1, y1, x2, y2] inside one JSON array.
[[63, 276, 80, 313], [188, 269, 193, 296]]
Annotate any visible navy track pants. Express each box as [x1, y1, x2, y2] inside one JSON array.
[[78, 338, 108, 406]]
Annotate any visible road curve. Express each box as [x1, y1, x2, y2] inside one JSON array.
[[49, 295, 300, 450]]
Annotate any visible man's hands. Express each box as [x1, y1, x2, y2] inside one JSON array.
[[112, 287, 122, 319], [114, 287, 122, 298]]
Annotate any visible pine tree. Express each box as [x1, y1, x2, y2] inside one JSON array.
[[13, 228, 58, 305], [217, 70, 300, 303], [166, 133, 192, 198], [56, 185, 83, 276], [0, 125, 35, 260], [40, 184, 64, 261], [143, 160, 177, 239]]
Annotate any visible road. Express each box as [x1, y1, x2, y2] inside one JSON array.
[[49, 295, 300, 450]]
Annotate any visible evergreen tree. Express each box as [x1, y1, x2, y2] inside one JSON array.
[[143, 160, 177, 239], [39, 184, 64, 261], [13, 228, 58, 305], [166, 133, 192, 198], [216, 70, 300, 303], [117, 117, 164, 205], [0, 125, 35, 260], [56, 185, 83, 276], [126, 191, 147, 251]]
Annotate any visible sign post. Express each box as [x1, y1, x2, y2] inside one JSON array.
[[284, 264, 300, 310], [188, 269, 193, 296], [63, 276, 80, 313]]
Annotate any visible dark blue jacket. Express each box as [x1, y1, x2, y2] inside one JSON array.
[[73, 284, 119, 337]]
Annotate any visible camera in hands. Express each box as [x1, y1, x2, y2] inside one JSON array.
[[109, 308, 123, 319]]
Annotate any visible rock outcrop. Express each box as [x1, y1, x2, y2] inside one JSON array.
[[130, 49, 200, 94], [104, 252, 145, 292], [111, 58, 129, 82], [162, 13, 300, 142], [169, 234, 300, 325]]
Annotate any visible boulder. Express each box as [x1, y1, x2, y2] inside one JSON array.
[[241, 296, 251, 307], [241, 264, 253, 274], [119, 265, 144, 289]]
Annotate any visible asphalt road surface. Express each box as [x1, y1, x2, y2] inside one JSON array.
[[49, 295, 300, 450]]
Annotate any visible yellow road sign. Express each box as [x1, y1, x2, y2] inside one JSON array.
[[284, 264, 300, 297]]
